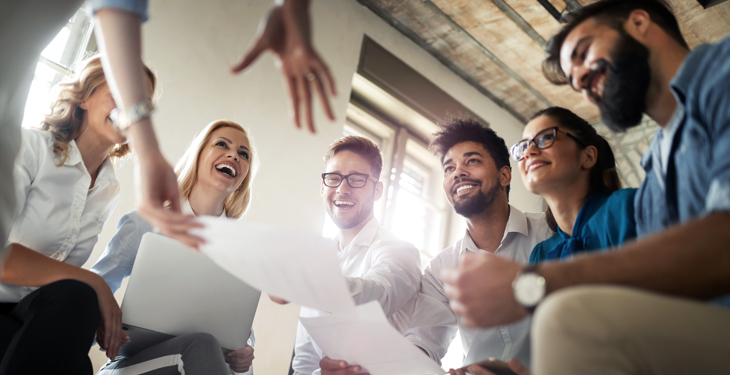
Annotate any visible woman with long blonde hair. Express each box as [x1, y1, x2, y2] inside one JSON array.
[[0, 55, 156, 372], [92, 120, 258, 374]]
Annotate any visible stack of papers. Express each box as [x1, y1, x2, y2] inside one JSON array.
[[192, 217, 446, 375]]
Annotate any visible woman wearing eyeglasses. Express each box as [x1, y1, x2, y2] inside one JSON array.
[[511, 107, 637, 263]]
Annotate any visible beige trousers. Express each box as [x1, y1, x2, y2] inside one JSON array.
[[532, 286, 730, 375]]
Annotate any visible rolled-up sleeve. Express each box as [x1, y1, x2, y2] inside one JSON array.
[[90, 0, 149, 22], [345, 241, 421, 317]]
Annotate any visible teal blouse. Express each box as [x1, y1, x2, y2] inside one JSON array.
[[529, 188, 638, 264]]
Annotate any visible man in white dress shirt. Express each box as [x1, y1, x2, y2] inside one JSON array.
[[320, 120, 552, 375], [291, 136, 422, 375], [405, 119, 552, 373]]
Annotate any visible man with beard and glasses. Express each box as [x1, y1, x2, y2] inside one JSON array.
[[290, 136, 422, 375], [320, 120, 552, 375], [440, 1, 730, 374]]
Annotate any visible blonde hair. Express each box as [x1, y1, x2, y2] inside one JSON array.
[[40, 55, 157, 165], [175, 120, 256, 219]]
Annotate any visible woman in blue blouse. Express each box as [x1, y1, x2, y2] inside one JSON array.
[[510, 107, 637, 263]]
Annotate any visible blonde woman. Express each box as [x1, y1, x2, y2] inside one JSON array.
[[0, 56, 156, 372], [92, 120, 257, 375]]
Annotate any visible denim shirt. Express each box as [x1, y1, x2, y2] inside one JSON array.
[[635, 35, 730, 307]]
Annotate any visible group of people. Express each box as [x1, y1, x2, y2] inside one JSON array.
[[0, 0, 729, 374]]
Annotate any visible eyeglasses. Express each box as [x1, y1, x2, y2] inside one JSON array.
[[321, 173, 377, 188], [510, 127, 586, 161]]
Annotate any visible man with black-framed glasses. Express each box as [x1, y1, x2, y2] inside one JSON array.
[[290, 135, 422, 375]]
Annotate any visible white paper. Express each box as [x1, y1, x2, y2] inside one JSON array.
[[191, 217, 356, 315], [301, 301, 446, 375]]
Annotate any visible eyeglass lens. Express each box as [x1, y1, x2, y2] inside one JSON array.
[[323, 173, 369, 188]]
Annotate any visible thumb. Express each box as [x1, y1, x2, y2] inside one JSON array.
[[231, 38, 267, 74], [508, 358, 530, 375]]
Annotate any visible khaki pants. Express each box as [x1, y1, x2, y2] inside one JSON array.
[[0, 0, 84, 250], [532, 286, 730, 375]]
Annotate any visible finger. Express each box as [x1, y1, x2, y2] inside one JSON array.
[[320, 356, 347, 370], [166, 232, 206, 251], [286, 73, 301, 130], [165, 182, 183, 214], [311, 69, 335, 122], [231, 38, 267, 73], [301, 73, 314, 133], [467, 365, 496, 375], [318, 60, 337, 97], [508, 358, 530, 375]]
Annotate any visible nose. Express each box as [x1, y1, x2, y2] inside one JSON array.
[[227, 150, 238, 162], [452, 164, 468, 181], [524, 141, 541, 158], [571, 65, 591, 93], [336, 180, 351, 195]]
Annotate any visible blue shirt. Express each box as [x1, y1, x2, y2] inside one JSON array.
[[91, 0, 149, 22], [530, 189, 637, 264], [635, 35, 730, 307]]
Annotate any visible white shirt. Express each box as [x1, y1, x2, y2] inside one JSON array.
[[3, 128, 120, 302], [404, 206, 552, 368], [292, 218, 422, 375], [91, 202, 254, 375]]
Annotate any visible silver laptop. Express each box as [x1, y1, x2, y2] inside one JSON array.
[[119, 233, 261, 357]]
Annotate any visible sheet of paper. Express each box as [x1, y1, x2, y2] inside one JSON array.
[[191, 217, 355, 315], [301, 301, 447, 375]]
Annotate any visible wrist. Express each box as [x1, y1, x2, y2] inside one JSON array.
[[512, 265, 546, 313], [126, 117, 161, 157]]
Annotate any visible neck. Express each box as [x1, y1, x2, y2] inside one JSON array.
[[188, 183, 227, 217], [645, 45, 690, 127], [336, 214, 373, 250], [464, 197, 510, 253], [75, 123, 114, 186], [542, 178, 591, 236]]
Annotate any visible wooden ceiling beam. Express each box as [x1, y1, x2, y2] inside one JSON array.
[[486, 0, 547, 47]]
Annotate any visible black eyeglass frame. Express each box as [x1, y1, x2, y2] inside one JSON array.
[[510, 127, 586, 161], [321, 172, 378, 188]]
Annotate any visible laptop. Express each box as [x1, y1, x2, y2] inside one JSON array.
[[119, 233, 261, 357]]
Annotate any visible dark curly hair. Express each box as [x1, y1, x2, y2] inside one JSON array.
[[430, 118, 511, 199]]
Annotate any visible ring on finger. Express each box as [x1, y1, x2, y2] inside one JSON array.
[[306, 73, 316, 81]]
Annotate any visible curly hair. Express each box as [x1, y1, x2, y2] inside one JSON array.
[[40, 55, 157, 165]]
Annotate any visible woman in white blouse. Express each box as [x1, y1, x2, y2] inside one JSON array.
[[0, 56, 156, 372], [92, 120, 257, 375]]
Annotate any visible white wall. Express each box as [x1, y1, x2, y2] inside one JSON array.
[[85, 0, 542, 372]]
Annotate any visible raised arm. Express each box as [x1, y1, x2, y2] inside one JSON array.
[[232, 0, 336, 133]]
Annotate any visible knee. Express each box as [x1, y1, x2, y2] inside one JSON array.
[[180, 332, 221, 352]]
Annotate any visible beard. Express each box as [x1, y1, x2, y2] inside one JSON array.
[[325, 197, 375, 230], [453, 179, 501, 218], [589, 30, 651, 132]]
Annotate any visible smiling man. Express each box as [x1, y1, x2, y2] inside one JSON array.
[[441, 1, 730, 374], [292, 136, 422, 375]]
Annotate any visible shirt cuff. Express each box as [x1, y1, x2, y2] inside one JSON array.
[[90, 0, 149, 22], [705, 179, 730, 214]]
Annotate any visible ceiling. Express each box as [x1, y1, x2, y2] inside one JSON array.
[[355, 0, 730, 124]]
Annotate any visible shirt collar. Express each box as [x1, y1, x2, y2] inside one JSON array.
[[182, 199, 227, 218], [670, 44, 711, 103], [460, 204, 529, 253], [348, 217, 380, 249], [64, 139, 118, 188]]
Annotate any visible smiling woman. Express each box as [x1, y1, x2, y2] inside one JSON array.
[[91, 119, 258, 375]]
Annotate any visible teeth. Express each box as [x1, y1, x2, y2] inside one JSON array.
[[595, 74, 606, 99], [528, 163, 547, 172], [215, 164, 236, 177], [456, 185, 475, 194], [334, 201, 355, 206]]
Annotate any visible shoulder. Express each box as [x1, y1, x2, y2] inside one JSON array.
[[529, 233, 561, 264], [522, 211, 553, 241], [426, 241, 462, 272], [606, 188, 637, 207], [373, 226, 419, 254], [19, 128, 53, 157]]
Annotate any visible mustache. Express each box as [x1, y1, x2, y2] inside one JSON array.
[[451, 177, 481, 194], [586, 59, 611, 105]]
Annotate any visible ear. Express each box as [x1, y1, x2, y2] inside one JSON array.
[[320, 181, 326, 197], [500, 165, 512, 189], [581, 145, 598, 170], [373, 181, 384, 201], [79, 101, 88, 110], [624, 9, 652, 41]]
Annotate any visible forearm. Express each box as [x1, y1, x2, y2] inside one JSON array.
[[2, 244, 106, 292], [540, 212, 730, 300], [94, 8, 159, 157]]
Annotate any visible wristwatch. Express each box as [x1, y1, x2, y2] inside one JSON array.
[[110, 98, 156, 135], [512, 265, 546, 313]]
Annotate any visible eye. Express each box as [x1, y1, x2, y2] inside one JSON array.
[[238, 151, 250, 160], [215, 140, 228, 148], [444, 166, 455, 174], [467, 158, 479, 164]]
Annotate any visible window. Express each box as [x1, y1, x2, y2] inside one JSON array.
[[22, 4, 96, 129]]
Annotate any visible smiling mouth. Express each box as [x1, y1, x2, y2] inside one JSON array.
[[215, 164, 237, 177], [587, 61, 609, 103], [527, 162, 549, 173], [334, 200, 355, 208], [455, 184, 477, 196]]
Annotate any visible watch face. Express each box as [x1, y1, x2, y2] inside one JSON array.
[[514, 273, 546, 306]]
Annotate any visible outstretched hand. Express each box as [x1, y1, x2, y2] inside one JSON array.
[[320, 356, 369, 375], [232, 1, 336, 133]]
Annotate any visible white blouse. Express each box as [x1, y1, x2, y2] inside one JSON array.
[[2, 128, 120, 303]]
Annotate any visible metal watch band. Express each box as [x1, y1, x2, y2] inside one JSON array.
[[110, 98, 156, 133]]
